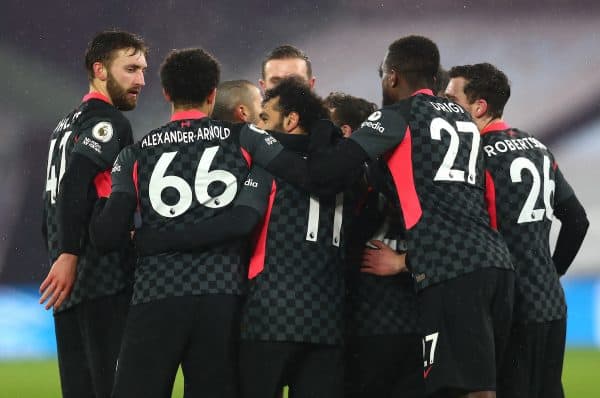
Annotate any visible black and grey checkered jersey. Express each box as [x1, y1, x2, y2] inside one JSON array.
[[111, 112, 257, 304], [348, 90, 513, 290], [241, 134, 348, 345], [482, 121, 574, 322], [346, 191, 420, 337], [42, 93, 134, 312]]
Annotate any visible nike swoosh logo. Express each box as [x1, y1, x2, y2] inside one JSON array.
[[423, 366, 433, 378]]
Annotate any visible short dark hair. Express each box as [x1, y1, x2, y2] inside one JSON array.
[[261, 45, 312, 79], [160, 48, 220, 108], [263, 76, 327, 133], [212, 80, 257, 122], [448, 63, 510, 119], [84, 30, 147, 82], [384, 35, 440, 89], [324, 92, 377, 131]]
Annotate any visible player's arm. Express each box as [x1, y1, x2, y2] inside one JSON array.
[[240, 113, 406, 194], [89, 146, 138, 253], [551, 167, 589, 275], [134, 166, 273, 256]]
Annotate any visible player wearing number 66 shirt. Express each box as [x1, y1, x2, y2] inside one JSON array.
[[89, 48, 271, 398], [239, 36, 516, 397], [445, 63, 589, 398]]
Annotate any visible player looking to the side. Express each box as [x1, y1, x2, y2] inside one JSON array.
[[40, 29, 147, 398], [239, 35, 516, 398], [259, 44, 315, 91], [445, 63, 589, 398], [90, 48, 269, 398], [212, 79, 263, 124]]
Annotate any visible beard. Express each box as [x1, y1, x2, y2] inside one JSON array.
[[107, 72, 138, 111]]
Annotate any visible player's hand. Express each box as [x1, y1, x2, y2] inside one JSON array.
[[39, 253, 78, 310], [360, 240, 407, 276]]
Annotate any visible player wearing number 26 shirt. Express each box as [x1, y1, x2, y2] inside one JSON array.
[[240, 36, 515, 397], [90, 48, 268, 398], [446, 63, 589, 398]]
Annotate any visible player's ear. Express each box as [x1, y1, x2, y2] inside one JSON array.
[[258, 79, 267, 93], [340, 124, 353, 138], [474, 99, 488, 118], [389, 70, 399, 88], [162, 89, 171, 102], [206, 88, 217, 105], [308, 76, 316, 90], [93, 62, 108, 82], [285, 111, 300, 132], [235, 105, 248, 122]]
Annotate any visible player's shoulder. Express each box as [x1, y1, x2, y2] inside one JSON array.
[[115, 143, 139, 165], [75, 100, 132, 137]]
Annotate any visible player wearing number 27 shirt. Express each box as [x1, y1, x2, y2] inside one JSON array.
[[240, 36, 516, 396], [90, 48, 271, 398]]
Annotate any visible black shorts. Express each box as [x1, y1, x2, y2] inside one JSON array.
[[54, 290, 130, 398], [240, 340, 343, 398], [112, 294, 241, 398], [497, 318, 566, 398], [345, 334, 424, 398], [418, 268, 514, 396]]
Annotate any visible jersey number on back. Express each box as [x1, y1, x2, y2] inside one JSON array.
[[149, 146, 238, 218], [45, 131, 73, 204], [510, 155, 555, 223], [430, 118, 480, 185]]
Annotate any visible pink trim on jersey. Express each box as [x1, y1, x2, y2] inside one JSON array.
[[481, 120, 511, 135], [248, 180, 277, 279], [133, 160, 141, 209], [485, 170, 498, 230], [411, 88, 434, 96], [385, 127, 422, 229], [241, 147, 252, 167], [82, 91, 111, 104], [170, 110, 208, 121], [94, 170, 112, 198]]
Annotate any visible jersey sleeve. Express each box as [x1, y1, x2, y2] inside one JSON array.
[[553, 165, 575, 206], [349, 108, 408, 160], [110, 145, 138, 196], [239, 124, 285, 166], [234, 165, 274, 215], [72, 111, 133, 169]]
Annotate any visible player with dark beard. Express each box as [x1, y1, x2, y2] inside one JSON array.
[[40, 30, 147, 398], [239, 35, 516, 398], [445, 63, 589, 398]]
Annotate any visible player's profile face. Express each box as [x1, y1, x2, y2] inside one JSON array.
[[261, 58, 311, 91], [257, 97, 285, 132], [106, 48, 147, 111], [444, 77, 472, 112]]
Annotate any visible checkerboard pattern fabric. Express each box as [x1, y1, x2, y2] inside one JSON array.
[[43, 99, 134, 312], [346, 195, 420, 336], [130, 119, 251, 304], [483, 126, 573, 321], [351, 92, 514, 291], [241, 177, 347, 345]]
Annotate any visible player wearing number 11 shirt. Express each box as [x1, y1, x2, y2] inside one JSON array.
[[90, 48, 271, 398], [239, 36, 515, 397]]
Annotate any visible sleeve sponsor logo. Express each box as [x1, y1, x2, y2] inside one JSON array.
[[111, 163, 122, 173], [82, 137, 102, 154], [367, 111, 382, 121], [248, 124, 268, 134], [92, 121, 113, 143]]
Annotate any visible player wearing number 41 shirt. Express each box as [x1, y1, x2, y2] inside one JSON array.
[[89, 48, 270, 398], [240, 36, 516, 398], [40, 31, 147, 398], [446, 63, 589, 398]]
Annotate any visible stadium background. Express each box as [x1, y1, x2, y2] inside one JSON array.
[[1, 0, 598, 395]]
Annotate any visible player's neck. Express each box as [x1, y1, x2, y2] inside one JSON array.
[[88, 83, 113, 105], [171, 103, 212, 116], [479, 117, 502, 133]]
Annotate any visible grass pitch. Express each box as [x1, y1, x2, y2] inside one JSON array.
[[0, 349, 597, 397]]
